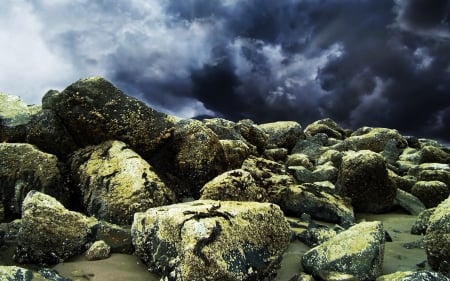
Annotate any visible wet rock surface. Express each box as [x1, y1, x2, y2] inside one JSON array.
[[132, 200, 290, 281], [0, 76, 449, 279]]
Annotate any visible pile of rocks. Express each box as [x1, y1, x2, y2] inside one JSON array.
[[1, 77, 449, 280]]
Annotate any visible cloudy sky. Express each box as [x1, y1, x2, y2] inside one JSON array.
[[1, 0, 450, 143]]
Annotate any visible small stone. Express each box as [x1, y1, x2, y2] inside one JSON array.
[[85, 240, 111, 261]]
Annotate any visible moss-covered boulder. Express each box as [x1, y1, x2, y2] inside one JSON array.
[[410, 181, 449, 208], [258, 121, 303, 150], [0, 143, 68, 221], [301, 221, 385, 281], [344, 127, 407, 153], [419, 145, 450, 164], [200, 169, 267, 202], [411, 208, 435, 235], [69, 140, 176, 225], [132, 200, 290, 281], [14, 191, 97, 265], [425, 197, 450, 276], [280, 184, 354, 227], [220, 140, 256, 169], [336, 150, 397, 213], [304, 118, 346, 140], [42, 76, 176, 159], [236, 119, 268, 152]]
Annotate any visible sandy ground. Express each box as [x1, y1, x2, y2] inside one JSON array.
[[0, 211, 428, 281]]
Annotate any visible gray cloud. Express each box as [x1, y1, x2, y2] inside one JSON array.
[[0, 0, 449, 143]]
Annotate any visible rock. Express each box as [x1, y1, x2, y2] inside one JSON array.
[[289, 166, 317, 183], [344, 127, 407, 153], [132, 200, 291, 281], [0, 93, 40, 142], [382, 139, 405, 164], [336, 150, 397, 213], [376, 270, 450, 280], [297, 223, 338, 247], [85, 240, 111, 261], [241, 156, 296, 204], [304, 118, 346, 140], [389, 171, 415, 193], [398, 147, 421, 164], [411, 208, 435, 235], [291, 134, 329, 159], [312, 162, 339, 183], [288, 272, 316, 281], [286, 153, 314, 170], [418, 168, 450, 186], [220, 140, 256, 169], [200, 169, 267, 202], [258, 121, 303, 150], [25, 109, 78, 160], [316, 149, 343, 167], [301, 221, 385, 281], [69, 140, 176, 225], [151, 119, 229, 198], [236, 119, 268, 152], [410, 181, 449, 208], [280, 184, 355, 227], [263, 148, 288, 162], [42, 76, 176, 159], [0, 266, 71, 281], [14, 191, 97, 265], [425, 196, 450, 275], [394, 188, 426, 216], [202, 118, 243, 140], [419, 145, 450, 164], [91, 221, 133, 254], [0, 143, 68, 220]]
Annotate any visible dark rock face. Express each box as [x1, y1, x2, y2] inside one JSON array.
[[132, 200, 290, 281], [0, 266, 71, 281], [25, 108, 78, 160], [42, 77, 176, 159], [258, 121, 303, 150], [336, 150, 397, 213], [304, 118, 346, 140], [410, 181, 449, 208], [0, 143, 68, 220], [411, 208, 435, 235], [69, 140, 176, 225]]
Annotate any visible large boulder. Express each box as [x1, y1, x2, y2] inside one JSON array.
[[0, 93, 40, 143], [200, 169, 267, 202], [14, 191, 97, 265], [220, 140, 256, 169], [425, 196, 450, 276], [132, 200, 290, 281], [304, 118, 346, 140], [336, 150, 397, 213], [280, 184, 355, 227], [344, 127, 407, 152], [25, 107, 78, 160], [0, 143, 68, 220], [151, 119, 229, 198], [42, 77, 176, 159], [69, 140, 176, 225], [410, 181, 449, 208], [258, 121, 303, 150], [241, 156, 296, 204], [301, 221, 385, 281], [236, 119, 268, 152], [419, 145, 450, 164]]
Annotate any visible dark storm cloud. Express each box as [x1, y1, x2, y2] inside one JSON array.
[[2, 0, 450, 143]]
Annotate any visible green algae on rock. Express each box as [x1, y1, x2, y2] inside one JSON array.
[[0, 143, 68, 220], [69, 140, 176, 225], [132, 200, 290, 281], [42, 76, 176, 159], [302, 221, 385, 281]]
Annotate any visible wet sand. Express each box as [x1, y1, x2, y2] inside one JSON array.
[[1, 211, 429, 280]]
